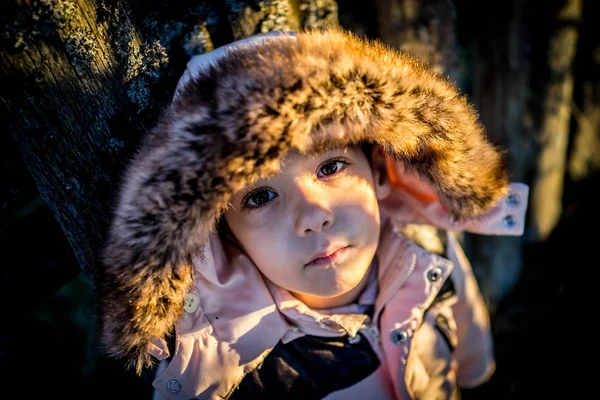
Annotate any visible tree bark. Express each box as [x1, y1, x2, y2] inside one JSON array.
[[1, 0, 339, 285], [529, 0, 582, 241], [375, 0, 461, 83], [2, 0, 144, 284]]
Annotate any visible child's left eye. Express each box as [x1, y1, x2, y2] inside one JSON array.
[[317, 160, 348, 177]]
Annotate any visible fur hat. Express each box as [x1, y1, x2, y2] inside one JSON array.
[[97, 27, 508, 373]]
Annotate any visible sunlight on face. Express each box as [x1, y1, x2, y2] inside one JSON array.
[[224, 147, 386, 309]]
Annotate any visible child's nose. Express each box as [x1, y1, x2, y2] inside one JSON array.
[[295, 208, 333, 236], [293, 182, 334, 236]]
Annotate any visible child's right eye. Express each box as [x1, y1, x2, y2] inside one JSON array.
[[243, 189, 278, 209]]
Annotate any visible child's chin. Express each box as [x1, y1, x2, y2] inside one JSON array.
[[306, 268, 366, 296]]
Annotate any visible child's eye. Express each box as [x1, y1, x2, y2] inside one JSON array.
[[243, 189, 278, 209], [317, 159, 349, 178]]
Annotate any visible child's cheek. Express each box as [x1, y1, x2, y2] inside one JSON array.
[[241, 198, 282, 228], [338, 175, 378, 202]]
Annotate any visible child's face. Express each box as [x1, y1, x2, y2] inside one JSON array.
[[224, 147, 389, 307]]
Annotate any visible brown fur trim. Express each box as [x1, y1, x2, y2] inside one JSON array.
[[98, 27, 508, 373]]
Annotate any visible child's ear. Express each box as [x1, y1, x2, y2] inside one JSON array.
[[370, 146, 392, 200]]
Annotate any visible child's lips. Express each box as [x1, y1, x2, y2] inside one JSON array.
[[306, 246, 350, 267]]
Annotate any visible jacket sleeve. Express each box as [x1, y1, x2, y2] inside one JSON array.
[[445, 231, 496, 388]]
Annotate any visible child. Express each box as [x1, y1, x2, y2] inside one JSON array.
[[97, 28, 529, 399]]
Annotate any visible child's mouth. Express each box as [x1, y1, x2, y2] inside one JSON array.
[[307, 246, 350, 267]]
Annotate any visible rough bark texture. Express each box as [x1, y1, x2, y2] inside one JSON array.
[[2, 0, 140, 284]]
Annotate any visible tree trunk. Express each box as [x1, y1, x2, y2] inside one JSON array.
[[1, 0, 339, 285], [529, 0, 582, 241], [452, 0, 534, 309], [375, 0, 461, 83], [567, 0, 600, 183]]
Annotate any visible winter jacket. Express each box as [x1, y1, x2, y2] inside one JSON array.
[[97, 28, 529, 399]]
